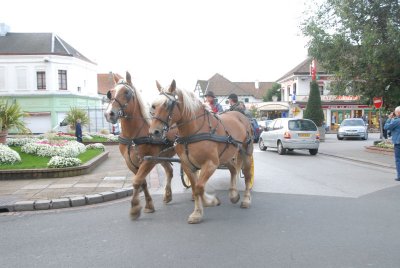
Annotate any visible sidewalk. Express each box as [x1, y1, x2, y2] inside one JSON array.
[[0, 134, 396, 212], [0, 145, 164, 212]]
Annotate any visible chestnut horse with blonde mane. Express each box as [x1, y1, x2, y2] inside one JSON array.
[[149, 80, 254, 224], [104, 72, 177, 219]]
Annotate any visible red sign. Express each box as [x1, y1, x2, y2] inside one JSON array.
[[373, 97, 383, 109]]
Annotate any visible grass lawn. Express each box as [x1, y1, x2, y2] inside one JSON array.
[[0, 147, 104, 170]]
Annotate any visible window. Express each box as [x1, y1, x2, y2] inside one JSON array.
[[273, 119, 282, 130], [37, 71, 46, 90], [58, 70, 67, 90], [244, 98, 249, 103], [16, 68, 27, 90], [319, 85, 324, 95]]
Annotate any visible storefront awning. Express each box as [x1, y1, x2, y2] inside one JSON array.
[[258, 102, 289, 111]]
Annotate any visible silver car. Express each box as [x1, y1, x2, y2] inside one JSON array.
[[258, 118, 320, 155], [337, 118, 368, 140]]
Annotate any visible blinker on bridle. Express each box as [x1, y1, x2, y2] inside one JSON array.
[[106, 82, 134, 118], [151, 92, 178, 133]]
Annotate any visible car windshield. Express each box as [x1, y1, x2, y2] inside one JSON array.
[[288, 120, 317, 131], [341, 120, 365, 126]]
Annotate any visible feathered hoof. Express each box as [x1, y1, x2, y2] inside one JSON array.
[[188, 211, 203, 224], [230, 193, 240, 204], [143, 206, 155, 213], [130, 205, 142, 220], [163, 194, 172, 204], [240, 201, 251, 209]]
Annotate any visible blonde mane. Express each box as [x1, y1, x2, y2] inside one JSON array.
[[153, 86, 202, 119]]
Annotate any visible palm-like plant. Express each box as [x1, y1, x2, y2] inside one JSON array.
[[65, 107, 89, 130], [0, 99, 30, 134]]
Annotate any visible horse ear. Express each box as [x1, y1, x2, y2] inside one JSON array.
[[126, 71, 133, 86], [168, 80, 176, 94], [156, 80, 163, 92]]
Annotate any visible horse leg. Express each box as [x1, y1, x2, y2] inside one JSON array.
[[181, 165, 203, 224], [198, 162, 220, 207], [240, 155, 253, 209], [226, 161, 240, 204], [160, 162, 173, 204], [130, 161, 156, 219]]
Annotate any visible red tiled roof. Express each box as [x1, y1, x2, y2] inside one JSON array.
[[97, 73, 123, 95]]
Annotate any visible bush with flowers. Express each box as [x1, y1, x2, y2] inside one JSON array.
[[47, 156, 82, 168], [0, 144, 21, 165], [85, 143, 105, 151], [7, 137, 39, 147], [21, 140, 86, 158], [83, 133, 118, 142]]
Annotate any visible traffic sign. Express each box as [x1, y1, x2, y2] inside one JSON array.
[[373, 97, 383, 109]]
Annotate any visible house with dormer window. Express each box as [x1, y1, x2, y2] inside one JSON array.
[[195, 73, 273, 111], [0, 23, 101, 133]]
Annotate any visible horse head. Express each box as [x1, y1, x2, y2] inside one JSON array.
[[149, 80, 201, 139], [104, 72, 136, 124]]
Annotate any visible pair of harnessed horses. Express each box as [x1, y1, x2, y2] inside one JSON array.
[[104, 72, 254, 224]]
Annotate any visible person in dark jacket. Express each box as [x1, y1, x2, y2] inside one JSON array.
[[75, 119, 83, 143], [384, 107, 400, 181]]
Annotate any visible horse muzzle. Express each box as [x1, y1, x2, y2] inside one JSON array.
[[104, 110, 118, 124]]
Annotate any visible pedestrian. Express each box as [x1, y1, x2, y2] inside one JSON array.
[[75, 119, 83, 143], [204, 91, 223, 113], [382, 114, 389, 139], [384, 107, 400, 181]]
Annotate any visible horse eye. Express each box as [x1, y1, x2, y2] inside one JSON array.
[[106, 91, 112, 100]]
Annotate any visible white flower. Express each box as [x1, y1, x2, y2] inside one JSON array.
[[7, 137, 39, 147], [21, 140, 86, 158], [0, 144, 21, 165], [86, 143, 105, 150], [47, 156, 82, 168]]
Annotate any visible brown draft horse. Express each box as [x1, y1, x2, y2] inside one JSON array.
[[104, 72, 177, 219], [149, 80, 254, 224]]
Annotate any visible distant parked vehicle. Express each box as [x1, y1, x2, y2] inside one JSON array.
[[258, 119, 273, 131], [337, 118, 368, 140], [258, 118, 320, 155]]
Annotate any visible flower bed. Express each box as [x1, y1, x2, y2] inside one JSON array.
[[0, 144, 21, 165], [21, 140, 86, 158]]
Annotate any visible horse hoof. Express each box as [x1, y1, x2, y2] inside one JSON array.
[[163, 195, 172, 204], [240, 201, 250, 209], [144, 207, 155, 213], [188, 215, 202, 224], [230, 193, 240, 204], [130, 206, 142, 220]]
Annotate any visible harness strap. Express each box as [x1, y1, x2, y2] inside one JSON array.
[[118, 135, 172, 146]]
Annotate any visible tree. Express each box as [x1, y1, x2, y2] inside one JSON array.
[[301, 0, 400, 109], [65, 107, 89, 130], [263, 83, 281, 102], [303, 81, 324, 127]]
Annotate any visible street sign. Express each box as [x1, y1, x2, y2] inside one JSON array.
[[373, 97, 383, 109]]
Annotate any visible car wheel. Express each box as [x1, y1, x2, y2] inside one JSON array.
[[337, 135, 343, 140], [309, 149, 318, 155], [258, 138, 267, 151], [288, 149, 294, 152], [277, 141, 286, 155]]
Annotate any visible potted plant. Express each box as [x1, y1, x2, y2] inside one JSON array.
[[0, 99, 30, 144], [65, 107, 89, 131]]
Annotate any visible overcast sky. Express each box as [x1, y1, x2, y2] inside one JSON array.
[[2, 0, 312, 100]]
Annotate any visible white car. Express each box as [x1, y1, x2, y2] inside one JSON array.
[[258, 118, 320, 155], [337, 118, 368, 140]]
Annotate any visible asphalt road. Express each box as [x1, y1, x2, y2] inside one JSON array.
[[1, 134, 399, 268]]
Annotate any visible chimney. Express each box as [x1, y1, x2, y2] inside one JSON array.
[[0, 23, 10, 37], [255, 80, 259, 89]]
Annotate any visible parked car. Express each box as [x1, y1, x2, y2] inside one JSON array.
[[258, 118, 320, 155], [337, 118, 368, 140], [251, 118, 261, 143], [258, 119, 274, 131]]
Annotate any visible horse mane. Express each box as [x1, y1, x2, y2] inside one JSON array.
[[153, 86, 201, 119], [117, 80, 151, 124]]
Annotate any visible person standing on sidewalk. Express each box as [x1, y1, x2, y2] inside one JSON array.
[[75, 119, 83, 143], [384, 107, 400, 181]]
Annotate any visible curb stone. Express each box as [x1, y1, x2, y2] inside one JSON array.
[[0, 188, 134, 213]]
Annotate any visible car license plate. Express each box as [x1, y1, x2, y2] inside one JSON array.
[[298, 133, 310, 138]]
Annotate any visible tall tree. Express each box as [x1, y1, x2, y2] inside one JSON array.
[[302, 0, 400, 109], [304, 81, 324, 127], [263, 83, 281, 101]]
